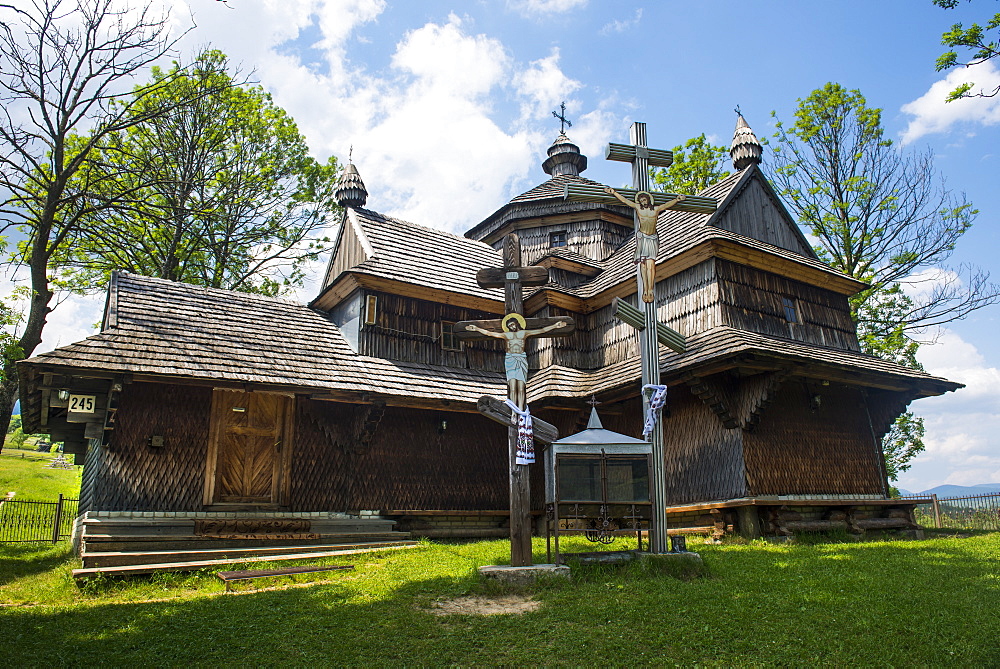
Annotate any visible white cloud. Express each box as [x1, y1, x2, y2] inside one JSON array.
[[600, 7, 642, 35], [507, 0, 587, 18], [513, 48, 582, 122], [900, 61, 1000, 145], [898, 328, 1000, 491]]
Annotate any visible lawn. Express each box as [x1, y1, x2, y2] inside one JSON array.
[[1, 533, 998, 666], [0, 449, 82, 501]]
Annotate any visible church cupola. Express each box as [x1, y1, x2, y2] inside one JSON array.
[[730, 110, 763, 170], [335, 152, 368, 208], [542, 132, 588, 177]]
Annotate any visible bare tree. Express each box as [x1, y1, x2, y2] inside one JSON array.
[[0, 0, 188, 441]]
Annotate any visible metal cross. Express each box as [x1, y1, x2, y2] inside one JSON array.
[[552, 101, 572, 134]]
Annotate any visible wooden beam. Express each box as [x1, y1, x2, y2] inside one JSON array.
[[535, 255, 603, 278], [605, 142, 674, 167], [712, 240, 866, 296], [564, 182, 718, 214], [613, 297, 686, 353], [476, 266, 549, 289], [476, 395, 559, 444]]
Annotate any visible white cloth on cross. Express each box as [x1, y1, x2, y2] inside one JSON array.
[[504, 399, 535, 465], [642, 384, 669, 441]]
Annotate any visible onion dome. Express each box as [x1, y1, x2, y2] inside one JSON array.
[[335, 160, 368, 208], [542, 133, 588, 177], [730, 112, 763, 170]]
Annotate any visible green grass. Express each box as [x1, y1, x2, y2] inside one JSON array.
[[0, 450, 82, 501], [1, 533, 998, 665]]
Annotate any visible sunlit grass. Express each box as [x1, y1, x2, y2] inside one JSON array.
[[0, 450, 82, 501], [1, 533, 998, 665]]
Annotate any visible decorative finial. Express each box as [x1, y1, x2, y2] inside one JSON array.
[[334, 149, 368, 208], [586, 395, 601, 409], [552, 101, 572, 134], [730, 110, 762, 170]]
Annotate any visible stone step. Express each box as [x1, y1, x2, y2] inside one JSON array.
[[82, 540, 419, 568], [73, 542, 421, 579]]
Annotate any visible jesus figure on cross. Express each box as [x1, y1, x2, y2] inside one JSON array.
[[604, 186, 686, 303], [465, 314, 567, 397]]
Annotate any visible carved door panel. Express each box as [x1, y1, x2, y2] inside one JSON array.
[[206, 390, 291, 505]]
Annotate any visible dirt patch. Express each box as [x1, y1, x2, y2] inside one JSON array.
[[429, 595, 539, 616]]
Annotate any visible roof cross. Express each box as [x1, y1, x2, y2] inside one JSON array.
[[551, 101, 572, 134]]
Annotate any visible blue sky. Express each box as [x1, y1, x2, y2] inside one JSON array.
[[22, 0, 1000, 491]]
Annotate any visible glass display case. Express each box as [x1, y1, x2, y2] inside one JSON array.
[[544, 409, 653, 563]]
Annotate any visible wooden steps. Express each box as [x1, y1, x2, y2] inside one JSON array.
[[75, 513, 415, 575], [81, 540, 413, 567], [73, 541, 420, 580]]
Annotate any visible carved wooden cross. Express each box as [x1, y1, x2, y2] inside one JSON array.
[[563, 122, 719, 553], [456, 233, 575, 567]]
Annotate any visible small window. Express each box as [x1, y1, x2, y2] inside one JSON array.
[[782, 297, 798, 324], [364, 294, 378, 325], [441, 321, 462, 351], [549, 231, 567, 248]]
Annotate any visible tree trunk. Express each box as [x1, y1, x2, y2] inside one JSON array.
[[0, 373, 18, 455]]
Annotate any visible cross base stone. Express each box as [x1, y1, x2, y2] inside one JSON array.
[[478, 564, 571, 586]]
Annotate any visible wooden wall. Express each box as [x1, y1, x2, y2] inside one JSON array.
[[659, 387, 748, 505], [293, 399, 524, 511], [712, 177, 812, 256], [89, 382, 212, 512], [742, 382, 885, 496], [716, 259, 860, 350], [491, 219, 632, 265], [360, 291, 505, 372]]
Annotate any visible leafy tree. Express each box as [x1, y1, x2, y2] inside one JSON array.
[[650, 134, 730, 194], [63, 50, 339, 296], [933, 0, 1000, 100], [768, 83, 999, 479], [0, 0, 186, 444]]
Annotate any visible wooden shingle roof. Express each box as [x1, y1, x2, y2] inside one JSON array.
[[528, 325, 962, 403], [313, 208, 505, 310], [22, 273, 504, 404], [464, 173, 633, 243], [545, 169, 864, 301]]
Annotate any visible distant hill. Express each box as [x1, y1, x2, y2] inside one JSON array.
[[918, 483, 1000, 498]]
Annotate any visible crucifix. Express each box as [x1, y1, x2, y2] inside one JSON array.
[[564, 122, 718, 553], [456, 233, 575, 566], [552, 101, 572, 134]]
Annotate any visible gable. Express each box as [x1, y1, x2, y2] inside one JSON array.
[[709, 169, 815, 258], [321, 209, 373, 290]]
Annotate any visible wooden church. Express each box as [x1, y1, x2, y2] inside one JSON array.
[[18, 114, 961, 563]]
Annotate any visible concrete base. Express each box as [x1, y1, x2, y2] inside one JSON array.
[[638, 550, 703, 564], [478, 563, 571, 586], [558, 550, 639, 566]]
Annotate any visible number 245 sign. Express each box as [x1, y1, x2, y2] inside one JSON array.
[[68, 394, 96, 414]]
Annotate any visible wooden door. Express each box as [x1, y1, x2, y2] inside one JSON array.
[[204, 390, 292, 505]]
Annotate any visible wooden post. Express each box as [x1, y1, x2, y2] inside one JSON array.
[[52, 493, 64, 544], [932, 494, 942, 528]]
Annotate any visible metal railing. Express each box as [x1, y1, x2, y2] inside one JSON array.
[[0, 494, 79, 543], [906, 493, 1000, 531]]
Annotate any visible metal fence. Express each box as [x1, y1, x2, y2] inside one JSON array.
[[908, 493, 1000, 531], [0, 494, 79, 543]]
